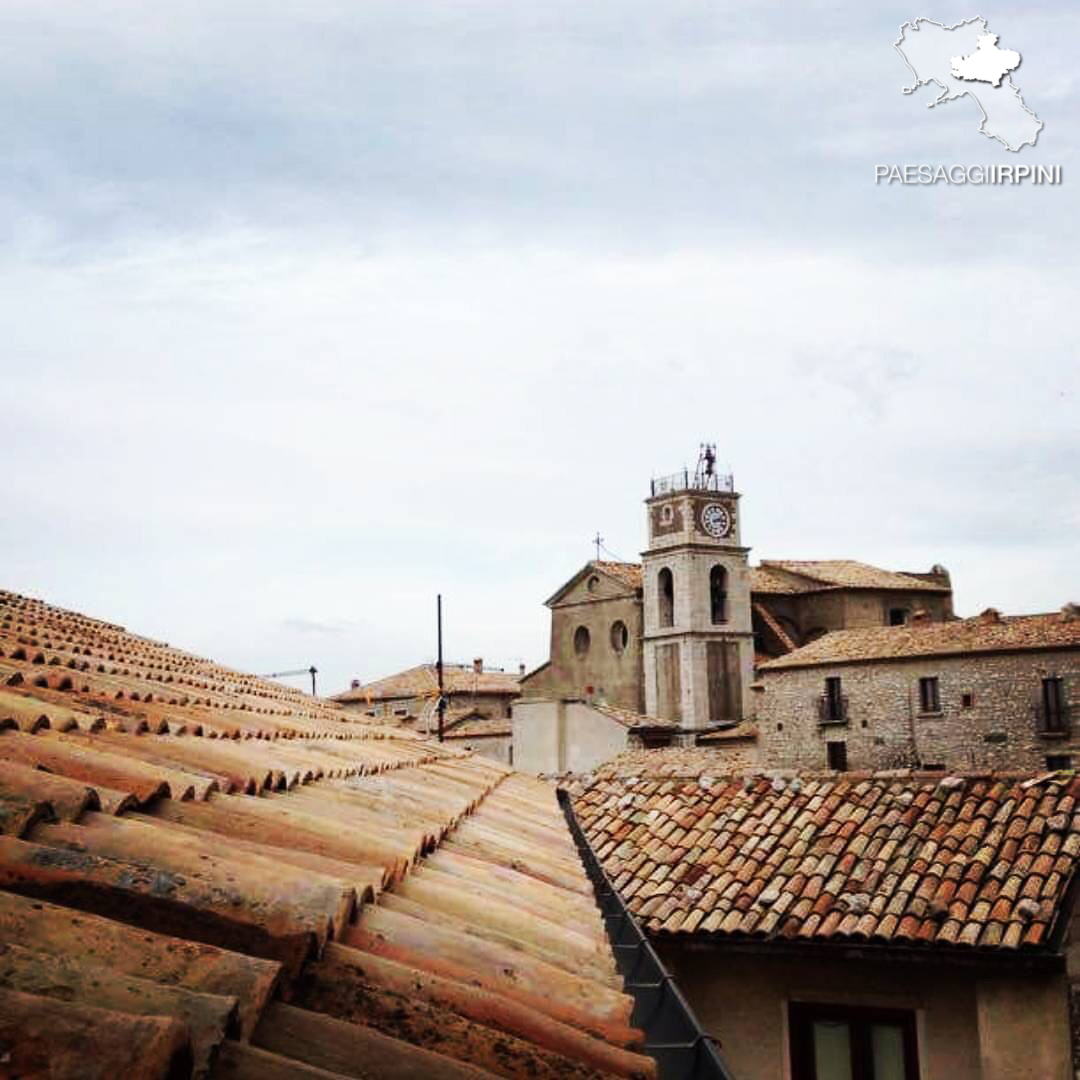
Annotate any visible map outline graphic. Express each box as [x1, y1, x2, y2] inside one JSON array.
[[894, 16, 1043, 152]]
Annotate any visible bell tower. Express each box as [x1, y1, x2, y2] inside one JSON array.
[[642, 445, 753, 728]]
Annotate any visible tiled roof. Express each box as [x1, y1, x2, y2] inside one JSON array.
[[760, 610, 1080, 670], [0, 588, 655, 1079], [582, 561, 941, 597], [758, 560, 952, 593], [749, 565, 816, 595], [442, 716, 513, 739], [593, 562, 644, 591], [334, 663, 521, 704], [591, 703, 680, 731], [593, 744, 761, 779], [569, 767, 1080, 951]]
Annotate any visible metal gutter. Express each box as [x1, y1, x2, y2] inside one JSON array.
[[557, 788, 737, 1080]]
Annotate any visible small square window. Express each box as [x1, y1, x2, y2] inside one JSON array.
[[1046, 754, 1072, 771], [961, 692, 974, 708]]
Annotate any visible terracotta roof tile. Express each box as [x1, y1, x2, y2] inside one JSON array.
[[758, 560, 952, 593], [334, 663, 520, 704], [761, 610, 1080, 670], [0, 587, 655, 1080], [569, 767, 1080, 954]]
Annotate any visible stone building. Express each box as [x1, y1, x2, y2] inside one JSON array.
[[756, 605, 1080, 773], [751, 559, 954, 659], [333, 658, 520, 729]]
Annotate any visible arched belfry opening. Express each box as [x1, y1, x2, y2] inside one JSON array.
[[710, 565, 727, 624], [658, 567, 674, 628]]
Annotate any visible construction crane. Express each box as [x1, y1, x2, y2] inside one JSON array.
[[258, 665, 318, 697]]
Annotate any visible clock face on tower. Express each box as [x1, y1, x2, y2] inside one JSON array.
[[700, 502, 732, 539]]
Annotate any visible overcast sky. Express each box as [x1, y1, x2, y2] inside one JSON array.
[[3, 0, 1077, 696]]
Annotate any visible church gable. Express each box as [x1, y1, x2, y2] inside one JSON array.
[[546, 561, 642, 608]]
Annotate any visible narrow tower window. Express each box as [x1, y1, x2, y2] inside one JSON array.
[[658, 568, 674, 628], [710, 565, 728, 624]]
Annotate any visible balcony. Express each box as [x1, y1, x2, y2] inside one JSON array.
[[650, 469, 734, 497], [817, 695, 849, 727]]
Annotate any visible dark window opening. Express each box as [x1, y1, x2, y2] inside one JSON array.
[[888, 608, 908, 626], [789, 1002, 919, 1080], [820, 676, 847, 725], [710, 565, 728, 624], [961, 692, 974, 708], [1047, 754, 1072, 770], [918, 676, 941, 713], [826, 741, 848, 772], [1041, 677, 1067, 733], [658, 568, 674, 628], [610, 620, 629, 653], [573, 625, 591, 656]]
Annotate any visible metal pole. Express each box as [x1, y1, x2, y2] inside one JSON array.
[[436, 594, 445, 743], [309, 665, 317, 697]]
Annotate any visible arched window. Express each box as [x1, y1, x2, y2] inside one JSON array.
[[710, 565, 727, 624], [573, 625, 591, 656], [610, 620, 629, 653], [658, 568, 674, 628]]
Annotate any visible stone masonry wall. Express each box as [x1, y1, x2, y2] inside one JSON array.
[[757, 648, 1080, 772]]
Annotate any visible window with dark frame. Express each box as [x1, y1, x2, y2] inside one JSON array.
[[918, 676, 941, 714], [789, 1001, 919, 1080], [1046, 754, 1071, 770], [888, 608, 908, 626], [826, 741, 848, 772], [1042, 677, 1067, 732], [822, 676, 845, 724]]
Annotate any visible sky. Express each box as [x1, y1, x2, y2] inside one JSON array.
[[2, 0, 1077, 696]]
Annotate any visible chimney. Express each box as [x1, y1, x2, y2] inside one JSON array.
[[977, 607, 1003, 625], [473, 657, 483, 674], [518, 662, 526, 676], [910, 609, 931, 626], [350, 679, 360, 689], [1061, 602, 1080, 623]]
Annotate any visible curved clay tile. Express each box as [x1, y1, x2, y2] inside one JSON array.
[[251, 1000, 499, 1080], [0, 760, 100, 824], [348, 901, 637, 1043], [0, 731, 177, 804], [0, 890, 281, 1041], [0, 986, 193, 1080], [0, 940, 237, 1078]]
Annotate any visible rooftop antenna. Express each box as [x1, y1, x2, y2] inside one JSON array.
[[258, 665, 318, 696], [436, 594, 445, 743]]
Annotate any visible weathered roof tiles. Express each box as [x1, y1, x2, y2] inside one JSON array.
[[570, 765, 1080, 952], [0, 586, 652, 1079]]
